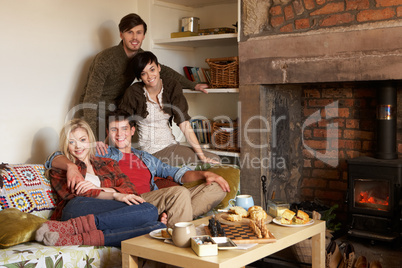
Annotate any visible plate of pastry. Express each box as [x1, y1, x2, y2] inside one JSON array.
[[273, 209, 314, 227], [216, 205, 272, 226], [149, 228, 173, 239]]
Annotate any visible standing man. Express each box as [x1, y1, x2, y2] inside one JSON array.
[[78, 13, 208, 139]]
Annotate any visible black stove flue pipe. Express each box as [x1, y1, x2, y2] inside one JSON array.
[[375, 81, 397, 160]]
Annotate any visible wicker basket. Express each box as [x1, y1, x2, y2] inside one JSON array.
[[291, 238, 313, 267], [211, 122, 239, 152], [205, 57, 239, 88], [291, 230, 332, 267]]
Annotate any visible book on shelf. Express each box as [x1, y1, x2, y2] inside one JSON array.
[[183, 66, 193, 81], [183, 66, 211, 84], [190, 118, 212, 145], [202, 69, 211, 83], [198, 27, 236, 35], [191, 67, 201, 83]]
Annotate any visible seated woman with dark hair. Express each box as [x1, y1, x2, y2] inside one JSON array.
[[35, 119, 165, 247], [119, 51, 220, 166]]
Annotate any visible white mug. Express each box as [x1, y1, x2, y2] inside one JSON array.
[[229, 194, 254, 211]]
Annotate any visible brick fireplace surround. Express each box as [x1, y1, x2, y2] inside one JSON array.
[[238, 0, 402, 225]]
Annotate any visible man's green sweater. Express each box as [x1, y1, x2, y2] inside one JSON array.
[[79, 41, 197, 138]]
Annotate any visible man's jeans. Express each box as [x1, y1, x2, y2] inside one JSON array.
[[61, 197, 166, 247]]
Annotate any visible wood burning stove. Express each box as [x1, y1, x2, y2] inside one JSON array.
[[347, 83, 401, 242], [347, 157, 402, 242]]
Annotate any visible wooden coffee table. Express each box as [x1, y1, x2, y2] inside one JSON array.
[[122, 216, 326, 268]]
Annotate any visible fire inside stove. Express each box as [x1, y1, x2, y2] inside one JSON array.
[[354, 179, 390, 212], [358, 191, 389, 211]]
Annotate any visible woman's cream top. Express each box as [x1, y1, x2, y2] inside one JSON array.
[[137, 85, 177, 154]]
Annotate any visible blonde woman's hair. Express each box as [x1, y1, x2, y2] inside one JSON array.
[[59, 119, 96, 162]]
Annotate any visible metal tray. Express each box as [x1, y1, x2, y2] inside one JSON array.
[[211, 237, 237, 250]]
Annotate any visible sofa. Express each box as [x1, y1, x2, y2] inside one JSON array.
[[0, 163, 240, 267], [0, 164, 122, 268]]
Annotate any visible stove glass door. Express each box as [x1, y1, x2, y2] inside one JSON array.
[[353, 179, 390, 212]]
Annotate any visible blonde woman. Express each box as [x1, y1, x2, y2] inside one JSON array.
[[36, 119, 164, 247]]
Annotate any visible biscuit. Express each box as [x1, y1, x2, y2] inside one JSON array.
[[161, 228, 172, 238], [248, 205, 264, 213], [249, 210, 268, 221], [229, 206, 248, 217], [227, 214, 243, 222]]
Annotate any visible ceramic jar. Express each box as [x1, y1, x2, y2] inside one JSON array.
[[172, 222, 196, 248]]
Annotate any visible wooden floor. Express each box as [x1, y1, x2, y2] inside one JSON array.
[[247, 235, 402, 268], [334, 235, 402, 268]]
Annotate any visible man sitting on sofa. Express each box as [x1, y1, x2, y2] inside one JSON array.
[[46, 110, 229, 228]]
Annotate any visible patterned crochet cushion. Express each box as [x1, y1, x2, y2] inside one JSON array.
[[0, 164, 56, 216]]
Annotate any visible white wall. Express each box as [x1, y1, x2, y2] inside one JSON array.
[[0, 0, 138, 164]]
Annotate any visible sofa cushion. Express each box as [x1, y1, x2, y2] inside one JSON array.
[[207, 165, 240, 210], [0, 164, 56, 219], [155, 164, 240, 211], [182, 165, 240, 210], [0, 208, 47, 248]]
